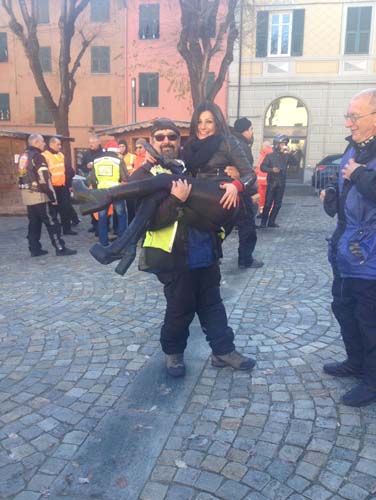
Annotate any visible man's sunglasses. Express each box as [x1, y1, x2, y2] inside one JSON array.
[[153, 133, 178, 142]]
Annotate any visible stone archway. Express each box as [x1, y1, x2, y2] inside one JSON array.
[[264, 96, 308, 182]]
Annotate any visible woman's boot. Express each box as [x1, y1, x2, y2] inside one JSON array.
[[90, 192, 167, 268]]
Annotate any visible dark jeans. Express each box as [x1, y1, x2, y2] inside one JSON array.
[[54, 185, 73, 232], [332, 275, 376, 387], [261, 181, 285, 225], [237, 195, 257, 266], [157, 264, 235, 356], [27, 202, 64, 254]]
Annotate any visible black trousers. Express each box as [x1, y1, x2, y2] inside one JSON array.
[[332, 275, 376, 387], [237, 195, 257, 266], [54, 185, 73, 232], [261, 181, 285, 225], [27, 202, 64, 254], [157, 264, 235, 356]]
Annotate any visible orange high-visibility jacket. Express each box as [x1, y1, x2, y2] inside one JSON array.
[[43, 150, 66, 187]]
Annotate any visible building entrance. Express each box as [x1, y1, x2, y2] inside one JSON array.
[[263, 97, 308, 182]]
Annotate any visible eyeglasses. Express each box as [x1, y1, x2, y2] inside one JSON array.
[[153, 133, 178, 142], [135, 146, 144, 149], [344, 111, 376, 123]]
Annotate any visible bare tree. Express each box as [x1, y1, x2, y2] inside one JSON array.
[[1, 0, 96, 161], [178, 0, 239, 108]]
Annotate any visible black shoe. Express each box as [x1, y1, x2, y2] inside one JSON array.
[[56, 247, 77, 256], [323, 360, 363, 378], [239, 259, 264, 269], [267, 222, 280, 228], [88, 226, 96, 233], [341, 382, 376, 407], [71, 218, 81, 226], [63, 230, 78, 236], [166, 353, 186, 377], [31, 249, 48, 257], [257, 223, 267, 229]]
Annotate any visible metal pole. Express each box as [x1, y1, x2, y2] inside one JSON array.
[[236, 0, 244, 119], [131, 78, 136, 123]]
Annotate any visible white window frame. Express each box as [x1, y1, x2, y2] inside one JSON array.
[[268, 11, 293, 57]]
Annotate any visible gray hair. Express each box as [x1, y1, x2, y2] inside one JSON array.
[[27, 134, 43, 146], [352, 88, 376, 110], [49, 136, 61, 146]]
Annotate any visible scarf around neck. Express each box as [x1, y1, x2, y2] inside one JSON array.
[[346, 134, 376, 164], [183, 134, 223, 175]]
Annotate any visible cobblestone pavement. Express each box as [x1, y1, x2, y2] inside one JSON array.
[[1, 194, 376, 500]]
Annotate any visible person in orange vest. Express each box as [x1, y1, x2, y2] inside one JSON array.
[[134, 138, 147, 170], [43, 137, 78, 235], [118, 140, 135, 175], [255, 141, 272, 217]]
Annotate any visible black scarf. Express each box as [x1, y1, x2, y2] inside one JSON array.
[[346, 134, 376, 164], [183, 134, 223, 175]]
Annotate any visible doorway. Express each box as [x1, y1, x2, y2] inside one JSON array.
[[264, 97, 308, 182]]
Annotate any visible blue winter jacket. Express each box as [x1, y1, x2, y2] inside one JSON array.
[[328, 144, 376, 279]]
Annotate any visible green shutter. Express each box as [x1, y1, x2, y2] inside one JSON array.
[[256, 11, 269, 58], [345, 7, 371, 54], [291, 9, 304, 56]]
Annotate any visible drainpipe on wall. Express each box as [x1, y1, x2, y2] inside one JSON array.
[[131, 78, 136, 123], [236, 0, 244, 120]]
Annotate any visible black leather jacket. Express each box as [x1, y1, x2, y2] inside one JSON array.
[[192, 135, 257, 189]]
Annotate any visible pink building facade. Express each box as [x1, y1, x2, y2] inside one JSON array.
[[123, 0, 228, 124]]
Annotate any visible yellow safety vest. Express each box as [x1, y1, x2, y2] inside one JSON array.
[[142, 165, 178, 253], [93, 156, 121, 189], [42, 150, 66, 187]]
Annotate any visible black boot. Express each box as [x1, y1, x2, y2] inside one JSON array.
[[90, 193, 167, 273]]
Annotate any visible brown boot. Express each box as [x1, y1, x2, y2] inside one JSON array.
[[166, 353, 185, 377], [211, 350, 256, 371]]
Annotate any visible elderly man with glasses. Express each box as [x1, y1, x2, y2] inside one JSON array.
[[321, 88, 376, 407]]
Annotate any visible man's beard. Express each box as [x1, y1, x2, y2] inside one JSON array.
[[160, 145, 177, 159]]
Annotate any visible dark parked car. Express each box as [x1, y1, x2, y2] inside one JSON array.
[[311, 154, 343, 189]]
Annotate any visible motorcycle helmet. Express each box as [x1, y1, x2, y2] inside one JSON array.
[[273, 134, 289, 151]]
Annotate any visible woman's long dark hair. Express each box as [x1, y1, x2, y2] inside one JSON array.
[[189, 101, 231, 140]]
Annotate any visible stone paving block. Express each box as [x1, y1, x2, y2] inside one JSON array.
[[303, 484, 333, 500], [165, 484, 195, 500], [151, 465, 176, 482], [195, 470, 223, 493], [27, 472, 55, 491], [201, 454, 226, 473], [242, 469, 271, 491], [261, 478, 293, 499], [338, 482, 369, 500], [174, 467, 200, 486], [140, 481, 168, 500], [13, 492, 41, 500], [287, 474, 311, 493], [216, 479, 251, 500]]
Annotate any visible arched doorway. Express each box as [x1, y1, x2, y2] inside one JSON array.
[[264, 97, 308, 182]]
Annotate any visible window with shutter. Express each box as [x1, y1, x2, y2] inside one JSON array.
[[0, 93, 10, 121], [256, 11, 269, 57], [91, 0, 110, 22], [35, 0, 49, 24], [345, 6, 372, 54], [138, 73, 159, 107], [39, 47, 52, 72], [0, 33, 8, 63], [291, 10, 304, 56], [34, 97, 53, 124], [139, 4, 160, 40], [92, 96, 112, 125], [91, 46, 110, 74], [269, 12, 292, 56]]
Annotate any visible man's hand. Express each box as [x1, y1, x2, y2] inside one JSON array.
[[145, 151, 157, 164], [319, 189, 326, 202], [251, 193, 261, 203], [342, 158, 363, 180], [272, 167, 281, 173], [171, 179, 191, 202], [224, 166, 240, 180], [219, 183, 238, 210]]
